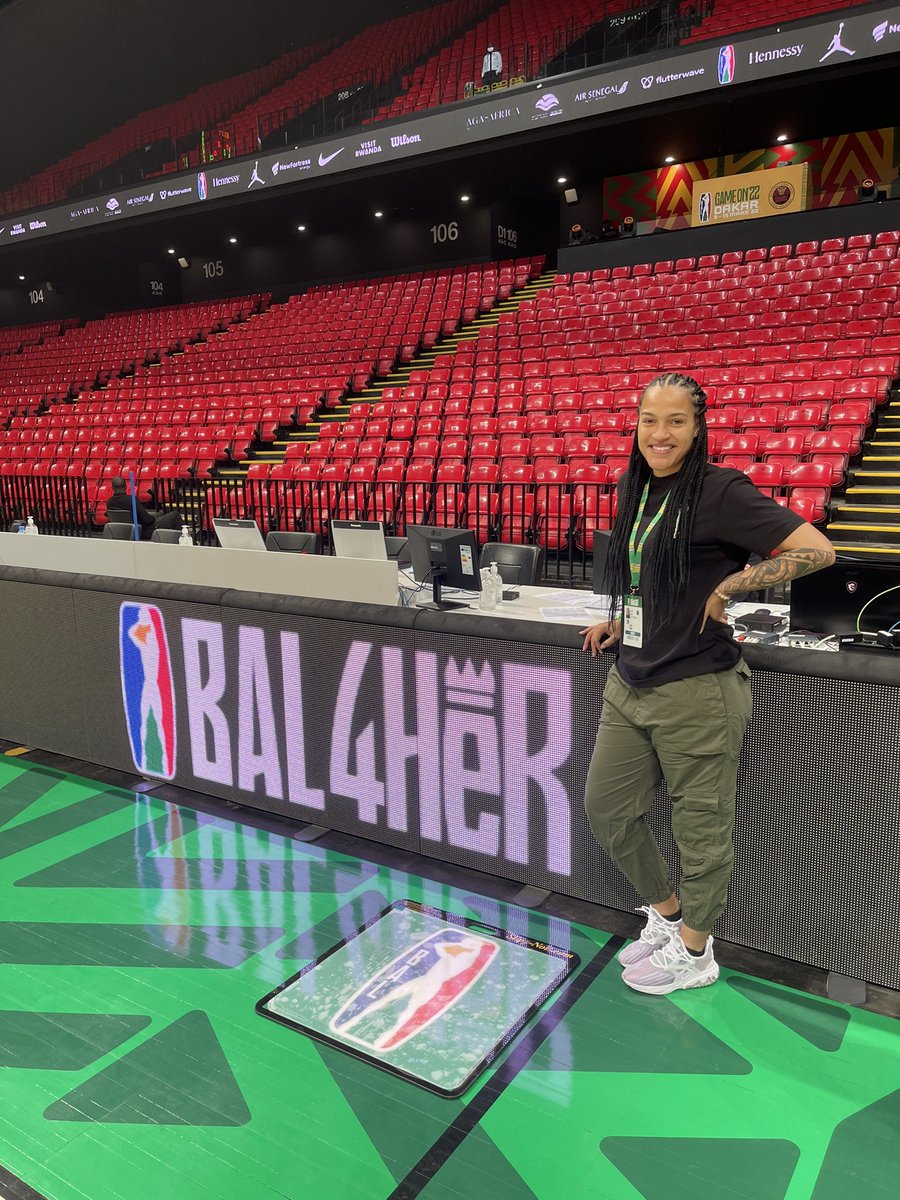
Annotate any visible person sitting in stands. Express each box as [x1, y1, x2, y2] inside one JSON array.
[[105, 476, 181, 540], [601, 218, 620, 240]]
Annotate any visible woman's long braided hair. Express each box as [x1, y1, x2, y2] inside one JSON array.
[[600, 373, 709, 630]]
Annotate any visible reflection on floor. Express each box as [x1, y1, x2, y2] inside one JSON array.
[[0, 756, 897, 1200]]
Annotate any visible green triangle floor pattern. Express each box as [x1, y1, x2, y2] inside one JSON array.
[[0, 1011, 151, 1070], [811, 1089, 900, 1200], [0, 753, 897, 1200], [44, 1011, 251, 1126], [525, 962, 752, 1076], [727, 977, 850, 1053], [600, 1137, 801, 1200], [0, 764, 67, 829]]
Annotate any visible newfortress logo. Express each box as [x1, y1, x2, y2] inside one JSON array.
[[271, 158, 312, 176]]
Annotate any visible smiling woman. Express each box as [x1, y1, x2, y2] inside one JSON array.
[[580, 371, 835, 998]]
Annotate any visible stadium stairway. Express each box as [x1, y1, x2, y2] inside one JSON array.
[[826, 386, 900, 561], [217, 267, 557, 480]]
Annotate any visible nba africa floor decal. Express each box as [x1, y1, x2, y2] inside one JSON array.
[[257, 900, 577, 1095], [0, 755, 898, 1200]]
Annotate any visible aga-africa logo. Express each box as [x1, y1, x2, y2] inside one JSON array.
[[119, 602, 176, 779]]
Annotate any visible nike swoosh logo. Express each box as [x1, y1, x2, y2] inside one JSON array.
[[318, 148, 345, 166]]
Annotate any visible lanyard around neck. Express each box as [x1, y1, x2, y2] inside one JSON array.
[[628, 482, 669, 594]]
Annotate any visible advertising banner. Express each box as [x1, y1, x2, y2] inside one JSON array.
[[691, 162, 811, 227]]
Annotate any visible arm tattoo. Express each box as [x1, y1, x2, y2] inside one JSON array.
[[718, 547, 835, 597]]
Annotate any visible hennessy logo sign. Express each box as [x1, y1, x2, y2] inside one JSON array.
[[120, 614, 574, 875]]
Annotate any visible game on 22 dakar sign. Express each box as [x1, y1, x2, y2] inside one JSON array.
[[691, 162, 811, 227]]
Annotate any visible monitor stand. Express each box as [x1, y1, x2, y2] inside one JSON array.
[[417, 571, 471, 611]]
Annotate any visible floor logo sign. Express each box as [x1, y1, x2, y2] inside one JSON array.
[[257, 900, 577, 1095]]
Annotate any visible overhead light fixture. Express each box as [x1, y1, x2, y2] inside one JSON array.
[[297, 224, 307, 231], [664, 155, 675, 164], [460, 194, 470, 202], [228, 237, 237, 244], [557, 176, 567, 184], [776, 133, 789, 142], [167, 248, 176, 254], [18, 274, 25, 281], [177, 256, 190, 269], [374, 210, 384, 218]]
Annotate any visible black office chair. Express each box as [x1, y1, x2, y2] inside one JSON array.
[[479, 542, 543, 587], [265, 530, 321, 554], [150, 528, 184, 544], [103, 522, 136, 540], [385, 536, 411, 565]]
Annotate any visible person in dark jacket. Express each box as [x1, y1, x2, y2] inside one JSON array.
[[105, 477, 181, 540]]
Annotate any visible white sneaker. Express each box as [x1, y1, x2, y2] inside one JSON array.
[[616, 905, 681, 968], [621, 932, 719, 995]]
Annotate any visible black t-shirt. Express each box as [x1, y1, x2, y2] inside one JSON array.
[[613, 465, 805, 687]]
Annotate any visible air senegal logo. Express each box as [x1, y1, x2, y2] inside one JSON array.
[[119, 603, 176, 779], [329, 929, 497, 1052]]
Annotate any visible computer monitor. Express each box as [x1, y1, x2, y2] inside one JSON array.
[[212, 518, 266, 552], [790, 558, 900, 636], [331, 519, 388, 561], [407, 525, 481, 610]]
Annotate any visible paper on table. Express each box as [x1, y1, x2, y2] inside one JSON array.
[[540, 607, 600, 624]]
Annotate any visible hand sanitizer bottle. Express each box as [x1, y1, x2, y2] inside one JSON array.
[[24, 516, 39, 536], [178, 525, 193, 546], [489, 560, 502, 603]]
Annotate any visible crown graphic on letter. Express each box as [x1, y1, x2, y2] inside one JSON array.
[[444, 659, 495, 694]]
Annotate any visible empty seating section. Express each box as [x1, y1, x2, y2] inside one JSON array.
[[680, 0, 871, 43], [1, 237, 897, 552], [0, 44, 332, 216], [0, 260, 535, 527], [0, 319, 77, 359], [0, 296, 260, 520], [228, 1, 478, 154], [374, 0, 629, 122], [266, 233, 899, 552]]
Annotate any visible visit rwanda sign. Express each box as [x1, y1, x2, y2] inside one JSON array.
[[691, 163, 810, 227]]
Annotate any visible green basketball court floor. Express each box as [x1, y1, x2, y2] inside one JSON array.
[[0, 753, 897, 1200]]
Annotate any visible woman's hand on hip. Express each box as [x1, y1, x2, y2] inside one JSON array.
[[580, 620, 621, 656], [699, 591, 727, 633]]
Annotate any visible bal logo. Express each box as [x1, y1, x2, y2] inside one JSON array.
[[329, 928, 497, 1052], [120, 602, 176, 779], [718, 44, 736, 84], [698, 191, 712, 223]]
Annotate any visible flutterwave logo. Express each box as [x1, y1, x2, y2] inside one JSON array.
[[641, 76, 653, 89], [718, 44, 735, 84], [535, 92, 560, 112]]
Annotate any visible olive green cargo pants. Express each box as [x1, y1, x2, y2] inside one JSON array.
[[584, 660, 753, 932]]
